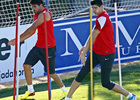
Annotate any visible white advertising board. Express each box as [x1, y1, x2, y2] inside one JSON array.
[[0, 24, 44, 83]]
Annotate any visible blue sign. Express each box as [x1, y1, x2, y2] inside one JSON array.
[[53, 10, 140, 73]]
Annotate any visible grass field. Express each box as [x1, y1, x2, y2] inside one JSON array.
[[0, 64, 140, 100]]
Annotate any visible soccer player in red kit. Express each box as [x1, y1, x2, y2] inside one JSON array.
[[64, 0, 137, 100], [8, 0, 68, 99]]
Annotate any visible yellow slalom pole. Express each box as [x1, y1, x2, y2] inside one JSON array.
[[90, 8, 93, 100]]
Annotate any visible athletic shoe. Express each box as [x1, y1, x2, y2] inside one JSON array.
[[20, 91, 35, 100], [64, 97, 71, 100], [60, 97, 65, 100], [128, 94, 137, 100], [64, 91, 68, 96]]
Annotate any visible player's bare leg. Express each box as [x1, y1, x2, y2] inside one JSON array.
[[50, 73, 68, 95], [67, 80, 81, 98], [112, 84, 137, 100], [23, 64, 32, 85], [112, 84, 129, 96], [20, 64, 35, 100], [50, 73, 64, 87]]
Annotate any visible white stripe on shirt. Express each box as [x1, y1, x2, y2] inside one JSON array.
[[98, 16, 106, 29]]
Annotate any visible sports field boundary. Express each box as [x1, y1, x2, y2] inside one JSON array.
[[0, 61, 139, 90]]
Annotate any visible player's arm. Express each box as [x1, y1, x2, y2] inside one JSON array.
[[78, 29, 100, 66], [20, 12, 51, 42], [79, 16, 106, 65], [8, 11, 51, 46], [80, 29, 100, 55]]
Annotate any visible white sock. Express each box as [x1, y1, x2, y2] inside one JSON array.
[[64, 96, 71, 100], [61, 86, 67, 93], [126, 93, 133, 99], [28, 85, 34, 93]]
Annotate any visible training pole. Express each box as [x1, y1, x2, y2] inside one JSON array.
[[46, 0, 49, 10], [114, 2, 123, 100], [90, 8, 93, 100], [16, 16, 20, 100], [13, 3, 19, 100], [43, 11, 51, 100], [46, 0, 52, 95]]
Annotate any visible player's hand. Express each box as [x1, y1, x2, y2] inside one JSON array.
[[8, 39, 15, 46], [78, 53, 86, 66], [79, 47, 85, 55]]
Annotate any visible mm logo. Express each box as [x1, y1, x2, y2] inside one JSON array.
[[60, 21, 140, 56]]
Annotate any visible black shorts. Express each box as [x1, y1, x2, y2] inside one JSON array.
[[75, 52, 116, 90], [24, 46, 56, 74]]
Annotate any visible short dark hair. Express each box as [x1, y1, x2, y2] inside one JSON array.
[[91, 0, 103, 7], [30, 0, 44, 6]]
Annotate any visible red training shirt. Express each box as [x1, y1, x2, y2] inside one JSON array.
[[34, 8, 56, 48], [93, 10, 116, 55]]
